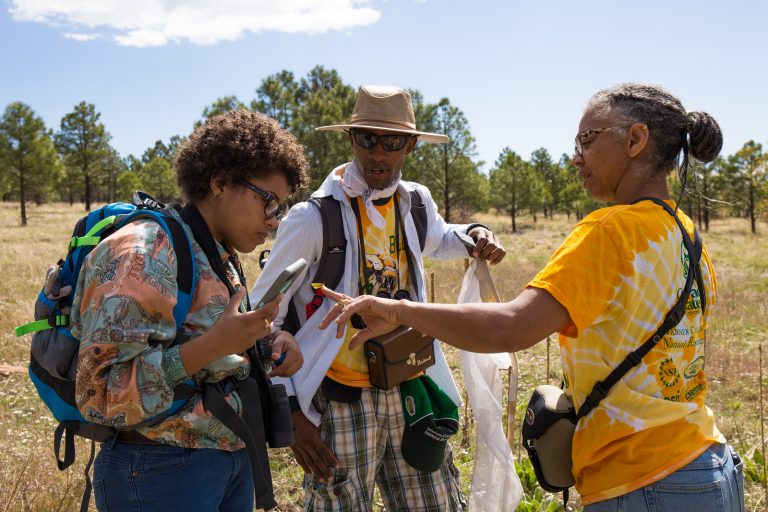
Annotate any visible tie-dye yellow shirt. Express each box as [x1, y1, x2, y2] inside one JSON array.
[[527, 200, 724, 505], [327, 194, 411, 386]]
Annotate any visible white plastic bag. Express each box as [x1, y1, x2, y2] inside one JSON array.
[[451, 259, 522, 510]]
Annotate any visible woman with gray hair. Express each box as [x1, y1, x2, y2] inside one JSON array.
[[320, 83, 745, 510]]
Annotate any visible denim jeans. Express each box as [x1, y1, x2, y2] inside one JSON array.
[[93, 441, 254, 512], [584, 443, 744, 512]]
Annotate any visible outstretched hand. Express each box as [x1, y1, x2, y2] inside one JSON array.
[[318, 286, 400, 350]]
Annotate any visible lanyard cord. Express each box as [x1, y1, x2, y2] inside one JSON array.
[[349, 198, 369, 296], [392, 194, 406, 293]]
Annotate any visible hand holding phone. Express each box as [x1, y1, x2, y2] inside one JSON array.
[[255, 258, 308, 309]]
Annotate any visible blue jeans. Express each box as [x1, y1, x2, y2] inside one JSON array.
[[93, 441, 254, 512], [584, 443, 744, 512]]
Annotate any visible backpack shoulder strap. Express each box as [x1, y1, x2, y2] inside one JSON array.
[[119, 210, 196, 331], [409, 190, 428, 252], [281, 196, 346, 336], [309, 196, 347, 291]]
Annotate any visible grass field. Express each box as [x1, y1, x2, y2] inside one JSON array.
[[1, 201, 767, 511]]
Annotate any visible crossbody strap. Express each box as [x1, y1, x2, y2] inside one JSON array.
[[576, 197, 705, 420]]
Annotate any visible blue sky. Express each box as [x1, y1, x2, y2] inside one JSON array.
[[1, 0, 766, 171]]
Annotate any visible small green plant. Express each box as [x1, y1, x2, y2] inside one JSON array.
[[515, 457, 565, 512], [744, 448, 766, 485]]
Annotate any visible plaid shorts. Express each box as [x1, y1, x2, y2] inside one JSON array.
[[303, 384, 466, 512]]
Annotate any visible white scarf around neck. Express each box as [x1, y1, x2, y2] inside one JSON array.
[[342, 161, 401, 229]]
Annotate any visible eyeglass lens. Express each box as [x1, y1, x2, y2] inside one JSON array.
[[264, 199, 283, 219], [240, 180, 284, 220]]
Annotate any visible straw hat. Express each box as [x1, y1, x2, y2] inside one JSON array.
[[315, 85, 449, 144]]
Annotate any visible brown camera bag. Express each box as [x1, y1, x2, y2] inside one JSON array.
[[364, 326, 436, 389]]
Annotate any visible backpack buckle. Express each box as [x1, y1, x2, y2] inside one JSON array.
[[48, 314, 69, 328], [132, 191, 165, 210]]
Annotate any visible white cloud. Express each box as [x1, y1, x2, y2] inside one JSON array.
[[63, 32, 99, 41], [9, 0, 381, 47]]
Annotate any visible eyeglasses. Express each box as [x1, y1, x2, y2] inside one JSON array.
[[574, 125, 633, 157], [351, 130, 413, 152], [238, 179, 285, 221]]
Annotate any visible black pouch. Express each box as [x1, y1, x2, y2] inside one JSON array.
[[521, 384, 577, 493]]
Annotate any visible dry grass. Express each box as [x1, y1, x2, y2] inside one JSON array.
[[1, 201, 766, 511]]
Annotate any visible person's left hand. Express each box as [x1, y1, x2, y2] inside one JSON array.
[[467, 226, 506, 264], [267, 330, 303, 378]]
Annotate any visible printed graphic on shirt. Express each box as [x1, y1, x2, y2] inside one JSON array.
[[527, 200, 724, 505], [327, 195, 411, 387]]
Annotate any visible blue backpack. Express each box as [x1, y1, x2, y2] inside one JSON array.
[[14, 192, 197, 509]]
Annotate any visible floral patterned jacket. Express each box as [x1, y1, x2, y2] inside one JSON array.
[[71, 208, 249, 449]]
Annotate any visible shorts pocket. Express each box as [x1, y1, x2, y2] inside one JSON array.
[[307, 467, 357, 508], [445, 450, 466, 510]]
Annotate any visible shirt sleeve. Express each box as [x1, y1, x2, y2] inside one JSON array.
[[249, 201, 320, 333], [527, 218, 629, 337], [72, 220, 190, 429]]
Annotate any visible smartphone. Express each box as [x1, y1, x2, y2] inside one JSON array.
[[454, 231, 476, 250], [254, 258, 308, 309]]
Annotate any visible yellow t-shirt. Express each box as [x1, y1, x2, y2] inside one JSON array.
[[527, 200, 724, 505], [326, 194, 411, 387]]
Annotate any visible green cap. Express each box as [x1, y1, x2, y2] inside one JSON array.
[[399, 375, 459, 472]]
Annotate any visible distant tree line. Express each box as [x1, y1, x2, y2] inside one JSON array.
[[1, 66, 766, 232]]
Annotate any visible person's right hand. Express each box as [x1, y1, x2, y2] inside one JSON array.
[[318, 286, 400, 350], [290, 411, 339, 483], [213, 288, 281, 355]]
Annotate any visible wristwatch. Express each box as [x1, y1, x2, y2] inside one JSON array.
[[465, 223, 491, 235]]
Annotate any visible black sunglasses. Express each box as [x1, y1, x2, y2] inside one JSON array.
[[351, 130, 413, 152], [238, 179, 285, 221]]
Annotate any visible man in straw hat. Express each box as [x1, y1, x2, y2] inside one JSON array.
[[250, 85, 505, 510]]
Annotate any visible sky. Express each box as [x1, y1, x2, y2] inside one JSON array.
[[1, 0, 766, 171]]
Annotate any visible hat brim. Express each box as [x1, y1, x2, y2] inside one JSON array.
[[316, 123, 449, 144], [401, 416, 455, 472]]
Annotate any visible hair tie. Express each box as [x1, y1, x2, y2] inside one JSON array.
[[684, 111, 695, 132]]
